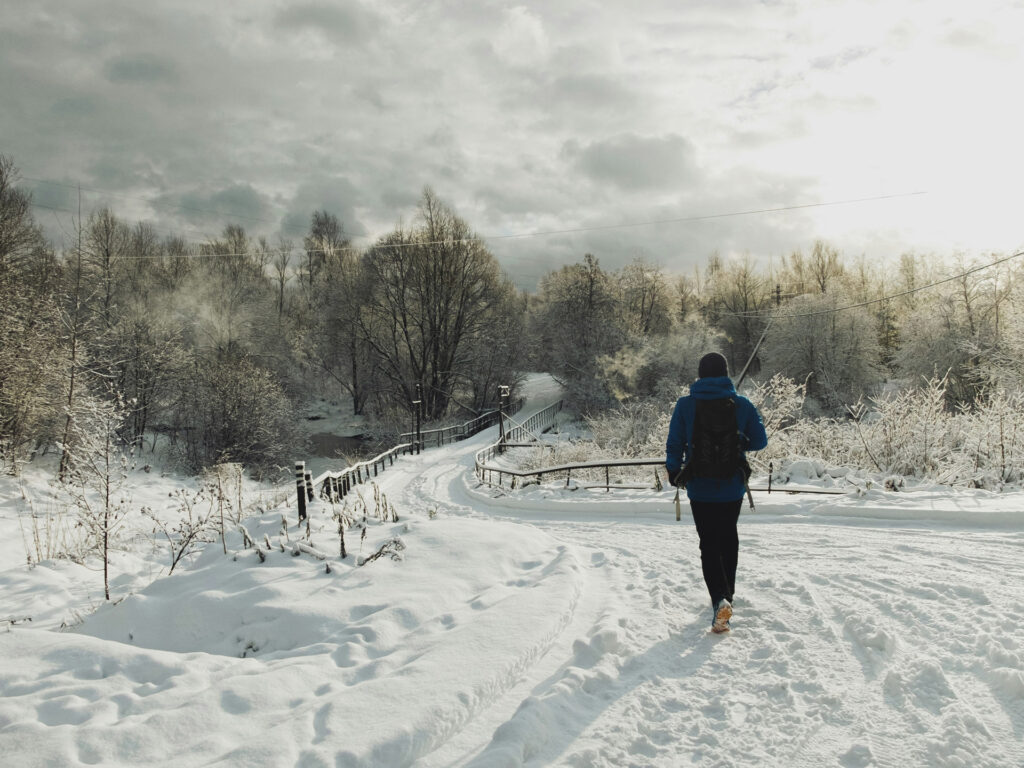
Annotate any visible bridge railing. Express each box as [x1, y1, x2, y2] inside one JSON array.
[[294, 400, 527, 512], [399, 399, 523, 449], [474, 400, 565, 481], [311, 442, 415, 504]]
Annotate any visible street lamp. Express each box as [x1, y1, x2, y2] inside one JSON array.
[[413, 382, 423, 455], [498, 384, 510, 447]]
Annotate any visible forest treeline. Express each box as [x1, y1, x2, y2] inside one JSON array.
[[2, 152, 1022, 476]]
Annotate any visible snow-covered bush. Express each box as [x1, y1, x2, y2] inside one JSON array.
[[170, 351, 304, 476], [17, 488, 84, 564], [143, 489, 216, 574], [761, 290, 883, 413], [848, 376, 963, 478], [504, 375, 1024, 491], [744, 374, 807, 443], [584, 400, 670, 458], [596, 318, 723, 402], [965, 386, 1024, 486]]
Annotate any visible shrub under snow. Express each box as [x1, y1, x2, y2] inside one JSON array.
[[512, 375, 1024, 491]]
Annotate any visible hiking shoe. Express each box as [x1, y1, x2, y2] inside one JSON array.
[[711, 599, 732, 633]]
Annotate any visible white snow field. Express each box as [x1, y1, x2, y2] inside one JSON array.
[[1, 376, 1023, 767]]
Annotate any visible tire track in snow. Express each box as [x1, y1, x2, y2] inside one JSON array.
[[367, 432, 622, 767]]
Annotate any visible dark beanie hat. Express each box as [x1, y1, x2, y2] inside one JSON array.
[[698, 352, 728, 379]]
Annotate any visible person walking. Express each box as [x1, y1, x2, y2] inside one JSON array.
[[665, 352, 767, 633]]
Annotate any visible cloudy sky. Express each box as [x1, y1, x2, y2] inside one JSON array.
[[3, 0, 1023, 288]]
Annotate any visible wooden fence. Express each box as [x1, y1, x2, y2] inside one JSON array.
[[310, 442, 415, 506]]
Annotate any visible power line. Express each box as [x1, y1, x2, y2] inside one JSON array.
[[23, 177, 927, 256], [482, 192, 928, 241], [25, 192, 1018, 320], [725, 249, 1024, 320], [27, 201, 222, 244], [21, 176, 290, 230]]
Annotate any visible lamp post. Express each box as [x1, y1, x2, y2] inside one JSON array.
[[414, 382, 423, 455], [498, 384, 510, 447]]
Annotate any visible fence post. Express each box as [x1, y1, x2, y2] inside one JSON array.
[[305, 470, 314, 502], [295, 461, 307, 524]]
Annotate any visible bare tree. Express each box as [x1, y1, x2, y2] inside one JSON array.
[[360, 189, 514, 419], [710, 255, 772, 375], [84, 208, 131, 331], [272, 239, 292, 318], [808, 239, 844, 294], [61, 391, 131, 600], [302, 210, 348, 290], [763, 290, 882, 411], [0, 156, 64, 464], [529, 253, 625, 411], [618, 257, 672, 336]]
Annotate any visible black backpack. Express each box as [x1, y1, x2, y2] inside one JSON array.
[[679, 398, 751, 486]]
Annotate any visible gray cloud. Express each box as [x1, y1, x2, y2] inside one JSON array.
[[104, 53, 179, 84], [279, 176, 367, 243], [48, 95, 101, 120], [547, 73, 637, 109], [810, 46, 873, 71], [154, 184, 276, 230], [2, 0, 1018, 289], [275, 1, 380, 45], [563, 134, 700, 191]]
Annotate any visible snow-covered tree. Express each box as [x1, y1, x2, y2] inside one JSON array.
[[763, 291, 883, 412], [60, 391, 131, 600], [529, 254, 625, 412]]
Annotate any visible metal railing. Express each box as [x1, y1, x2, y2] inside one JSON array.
[[293, 400, 527, 511], [474, 400, 565, 483], [399, 399, 523, 449], [476, 446, 847, 496]]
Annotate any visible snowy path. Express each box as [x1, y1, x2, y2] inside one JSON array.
[[1, 375, 1022, 767], [372, 405, 1024, 767]]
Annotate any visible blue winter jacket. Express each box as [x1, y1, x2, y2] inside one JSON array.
[[665, 376, 768, 502]]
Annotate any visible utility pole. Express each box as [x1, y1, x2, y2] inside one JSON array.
[[736, 317, 774, 388]]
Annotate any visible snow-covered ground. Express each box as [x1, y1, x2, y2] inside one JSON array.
[[1, 375, 1023, 767]]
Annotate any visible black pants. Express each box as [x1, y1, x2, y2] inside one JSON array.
[[690, 499, 742, 606]]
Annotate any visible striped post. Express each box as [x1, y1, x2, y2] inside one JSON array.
[[295, 461, 307, 524]]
